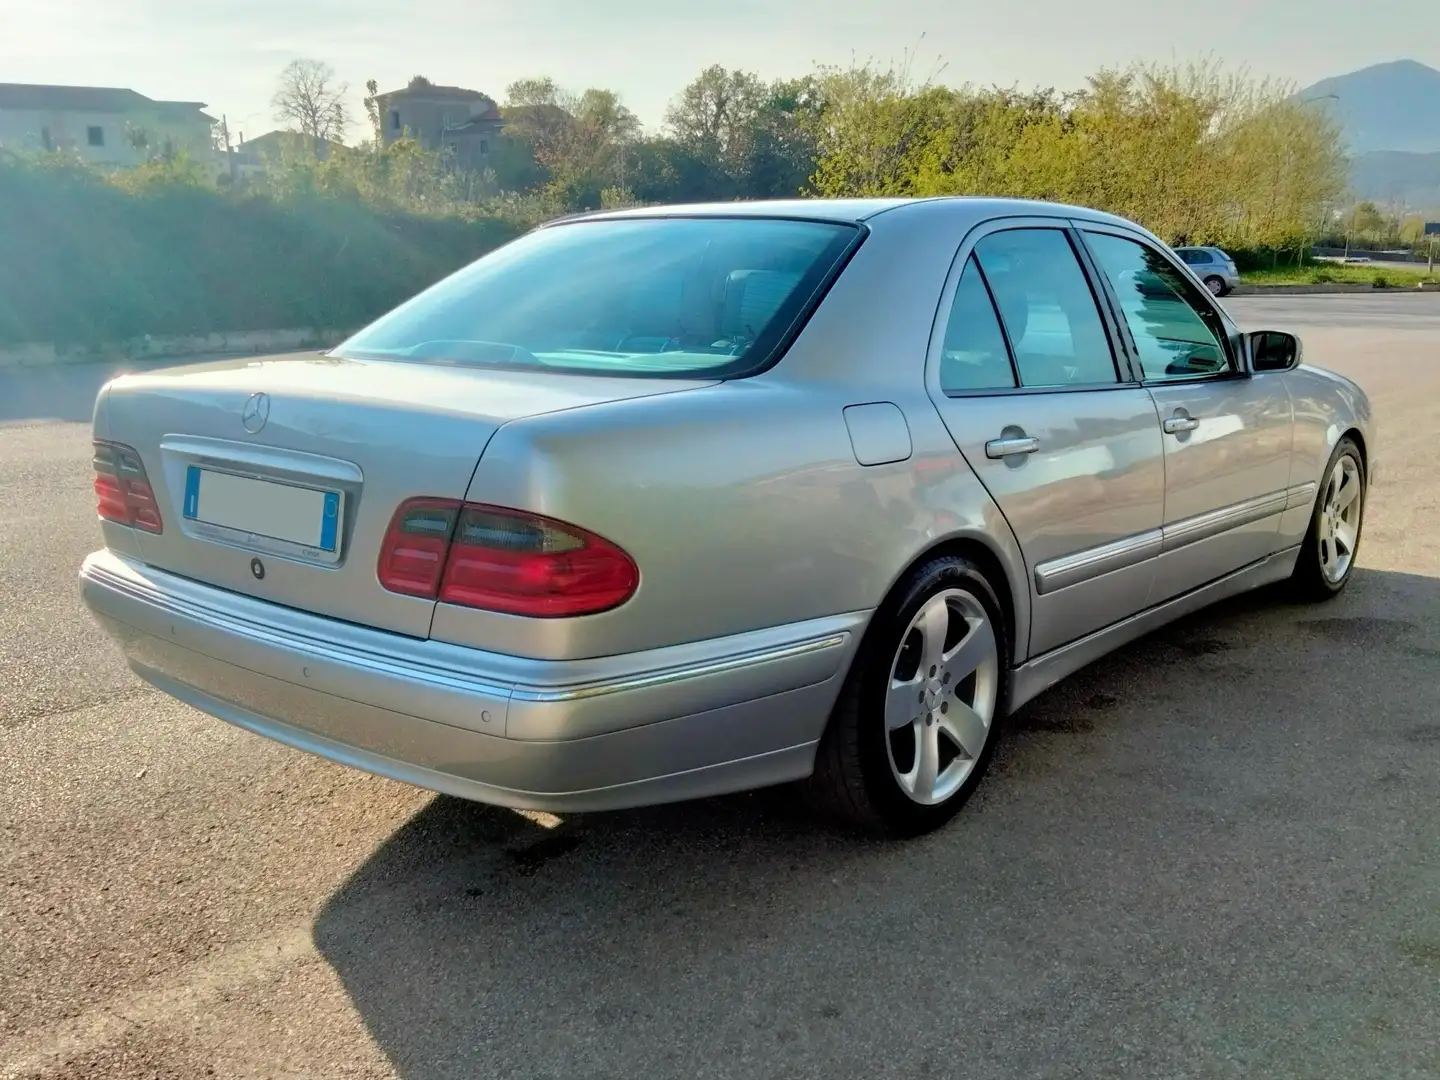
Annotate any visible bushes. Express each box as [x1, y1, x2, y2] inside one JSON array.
[[0, 154, 521, 346]]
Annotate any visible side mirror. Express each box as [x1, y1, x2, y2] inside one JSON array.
[[1248, 330, 1302, 373]]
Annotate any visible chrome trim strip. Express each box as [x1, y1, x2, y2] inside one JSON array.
[[81, 550, 856, 703], [511, 635, 850, 703], [160, 435, 365, 485], [83, 554, 516, 699], [1032, 488, 1293, 594], [1034, 529, 1163, 596], [1161, 490, 1289, 553], [1286, 482, 1319, 511]]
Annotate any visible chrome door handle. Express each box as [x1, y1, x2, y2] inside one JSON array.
[[1163, 415, 1200, 434], [985, 435, 1040, 459]]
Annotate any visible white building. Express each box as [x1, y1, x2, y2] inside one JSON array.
[[0, 83, 215, 167]]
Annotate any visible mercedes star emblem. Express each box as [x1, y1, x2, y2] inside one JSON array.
[[241, 392, 270, 434]]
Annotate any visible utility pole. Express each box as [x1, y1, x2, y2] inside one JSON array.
[[220, 113, 236, 184]]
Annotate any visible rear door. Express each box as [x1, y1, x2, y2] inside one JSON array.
[[1076, 224, 1294, 603], [926, 219, 1167, 658]]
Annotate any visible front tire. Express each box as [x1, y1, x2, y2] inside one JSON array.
[[1291, 436, 1365, 601], [809, 556, 1010, 837]]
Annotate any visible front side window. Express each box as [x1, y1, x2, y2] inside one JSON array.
[[336, 217, 859, 379], [1083, 232, 1231, 381], [938, 256, 1016, 393], [973, 228, 1118, 388]]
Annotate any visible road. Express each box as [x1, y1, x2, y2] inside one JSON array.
[[3, 296, 1439, 1080]]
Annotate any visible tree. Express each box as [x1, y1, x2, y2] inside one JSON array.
[[273, 59, 350, 144], [665, 66, 767, 167], [501, 77, 641, 210], [1342, 201, 1387, 239], [663, 68, 822, 199], [361, 79, 382, 144]]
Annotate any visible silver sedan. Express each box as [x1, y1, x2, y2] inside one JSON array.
[[81, 198, 1375, 836]]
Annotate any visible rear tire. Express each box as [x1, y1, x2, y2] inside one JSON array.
[[808, 556, 1010, 837], [1203, 275, 1227, 297], [1290, 436, 1365, 602]]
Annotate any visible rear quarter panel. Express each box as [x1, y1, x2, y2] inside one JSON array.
[[432, 378, 1025, 660]]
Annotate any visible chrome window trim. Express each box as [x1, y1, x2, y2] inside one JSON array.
[[925, 215, 1139, 402], [1070, 220, 1243, 384]]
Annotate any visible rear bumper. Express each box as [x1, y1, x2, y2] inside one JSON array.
[[80, 550, 865, 811]]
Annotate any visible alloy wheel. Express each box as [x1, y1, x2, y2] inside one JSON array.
[[1319, 454, 1363, 584], [884, 589, 1000, 806]]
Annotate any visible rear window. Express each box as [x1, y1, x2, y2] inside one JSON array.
[[334, 216, 860, 379]]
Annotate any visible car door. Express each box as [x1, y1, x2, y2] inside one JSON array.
[[925, 219, 1167, 658], [1076, 225, 1294, 604]]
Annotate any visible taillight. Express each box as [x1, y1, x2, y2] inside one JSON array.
[[92, 441, 163, 533], [377, 498, 639, 618], [377, 498, 462, 598]]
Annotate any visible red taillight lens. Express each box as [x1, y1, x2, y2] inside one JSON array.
[[377, 498, 639, 618], [377, 498, 462, 598], [92, 441, 163, 534], [441, 504, 639, 617]]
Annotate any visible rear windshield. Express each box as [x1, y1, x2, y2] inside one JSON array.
[[334, 216, 861, 379]]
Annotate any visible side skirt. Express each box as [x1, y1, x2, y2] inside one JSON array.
[[1007, 545, 1301, 714]]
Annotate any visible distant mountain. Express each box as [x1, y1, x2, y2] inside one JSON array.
[[1349, 150, 1440, 212], [1299, 59, 1440, 155], [1296, 60, 1440, 210]]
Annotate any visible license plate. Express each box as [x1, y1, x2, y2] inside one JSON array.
[[183, 466, 342, 553]]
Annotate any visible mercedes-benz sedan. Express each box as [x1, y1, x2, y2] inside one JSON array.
[[81, 198, 1374, 836]]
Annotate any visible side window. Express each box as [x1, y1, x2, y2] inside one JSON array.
[[938, 256, 1016, 393], [973, 229, 1119, 388], [1083, 232, 1232, 381]]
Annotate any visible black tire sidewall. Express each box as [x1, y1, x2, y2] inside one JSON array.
[[1204, 276, 1226, 296], [852, 557, 1011, 835], [1302, 437, 1366, 596]]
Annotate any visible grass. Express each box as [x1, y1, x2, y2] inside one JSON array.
[[1241, 261, 1437, 288]]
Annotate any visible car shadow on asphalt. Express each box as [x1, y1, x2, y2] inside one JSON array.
[[311, 568, 1440, 1080]]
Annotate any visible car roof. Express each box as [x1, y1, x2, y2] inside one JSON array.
[[547, 196, 1146, 232]]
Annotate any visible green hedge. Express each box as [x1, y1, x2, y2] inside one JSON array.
[[0, 161, 521, 347]]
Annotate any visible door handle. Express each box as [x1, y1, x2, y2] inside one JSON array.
[[985, 435, 1040, 459], [1163, 415, 1200, 435]]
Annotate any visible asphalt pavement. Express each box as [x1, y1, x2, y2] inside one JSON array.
[[3, 295, 1439, 1079]]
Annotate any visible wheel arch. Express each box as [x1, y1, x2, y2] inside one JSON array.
[[851, 530, 1025, 678], [1341, 425, 1367, 469]]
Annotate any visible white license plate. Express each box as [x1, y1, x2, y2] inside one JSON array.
[[182, 466, 342, 553]]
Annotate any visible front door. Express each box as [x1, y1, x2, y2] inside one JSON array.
[[1077, 226, 1294, 603], [926, 222, 1167, 658]]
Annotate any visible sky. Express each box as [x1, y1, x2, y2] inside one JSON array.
[[1, 0, 1436, 141]]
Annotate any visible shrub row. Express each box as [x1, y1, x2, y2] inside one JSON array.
[[0, 160, 521, 347]]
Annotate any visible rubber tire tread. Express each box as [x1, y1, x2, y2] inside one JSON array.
[[807, 554, 1011, 837], [1290, 436, 1364, 603]]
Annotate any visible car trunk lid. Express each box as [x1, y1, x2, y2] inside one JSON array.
[[99, 353, 712, 638]]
